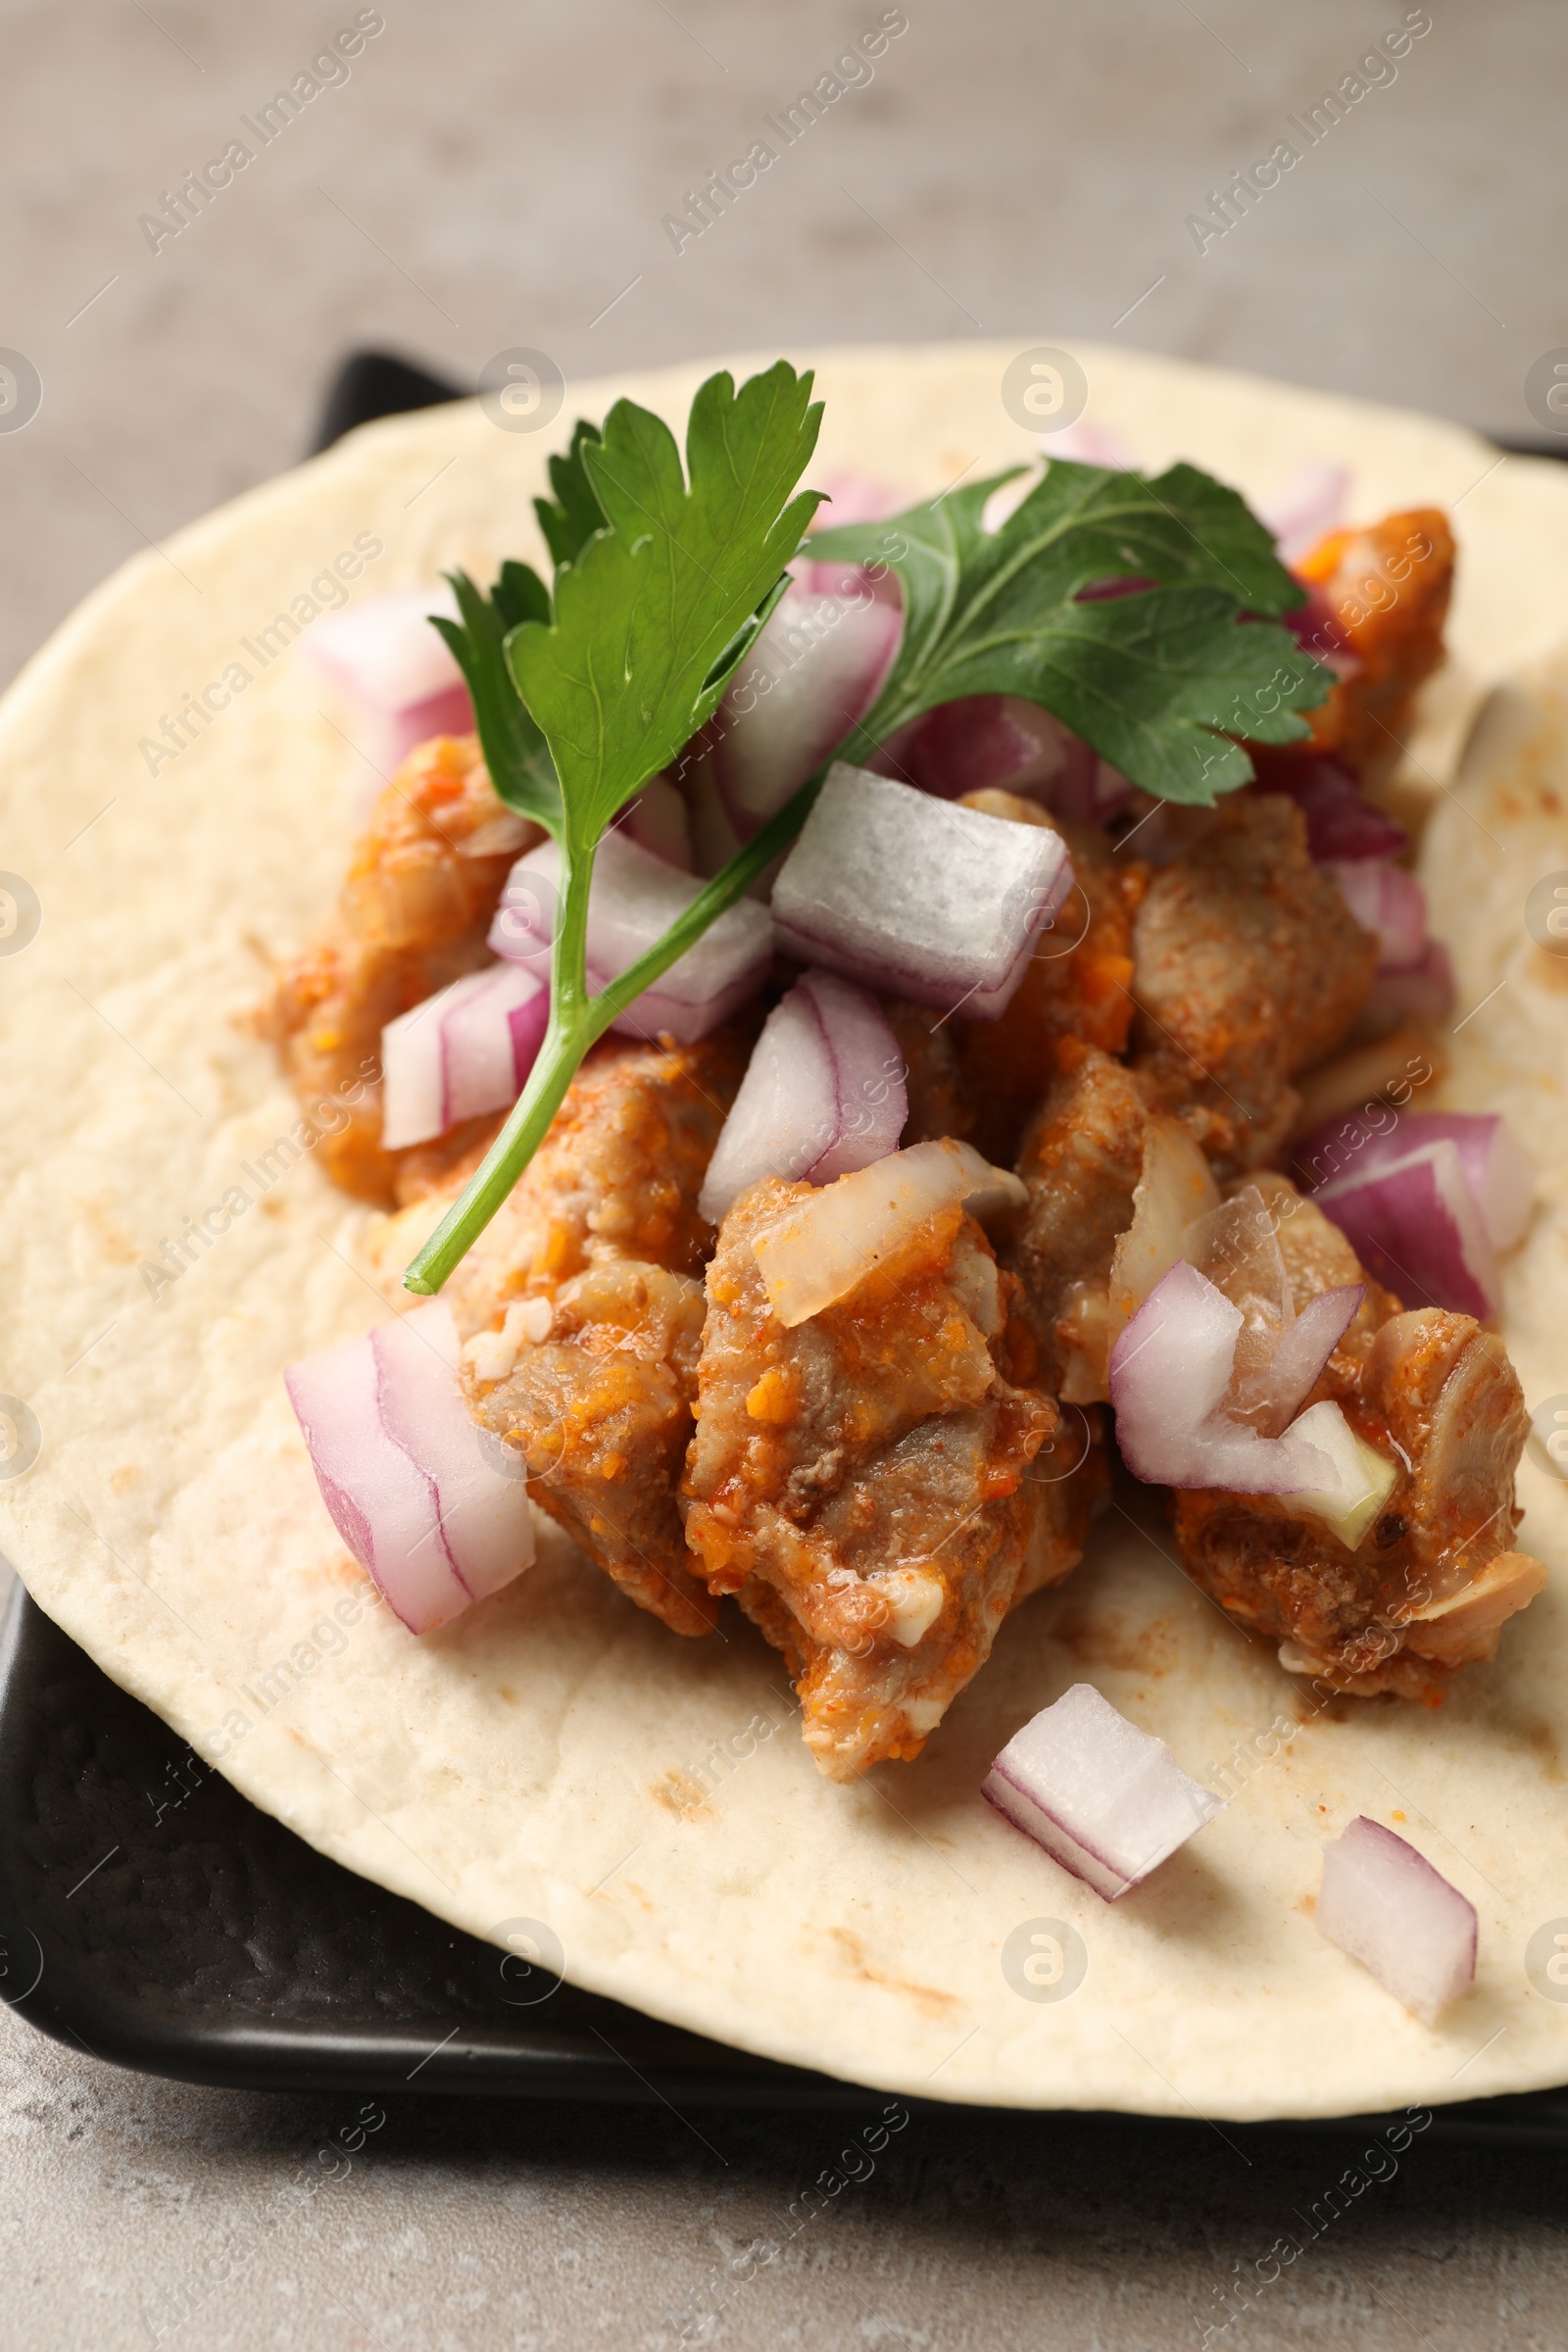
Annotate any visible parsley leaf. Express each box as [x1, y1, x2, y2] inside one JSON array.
[[430, 566, 561, 834], [405, 363, 824, 1295], [508, 364, 824, 854], [533, 419, 607, 570], [810, 459, 1331, 805]]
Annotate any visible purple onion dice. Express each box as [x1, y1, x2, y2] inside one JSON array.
[[306, 589, 474, 779], [1316, 1817, 1477, 2026], [1313, 1138, 1502, 1319], [379, 964, 549, 1151], [984, 1683, 1224, 1900], [285, 1301, 534, 1635], [491, 829, 773, 1043], [769, 761, 1074, 1019], [1298, 1109, 1533, 1255], [699, 969, 906, 1225]]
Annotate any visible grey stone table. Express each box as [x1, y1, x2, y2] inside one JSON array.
[[3, 1, 1568, 2341]]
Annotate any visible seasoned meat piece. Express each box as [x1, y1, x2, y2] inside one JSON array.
[[881, 998, 977, 1149], [1003, 1047, 1153, 1398], [1130, 795, 1378, 1171], [683, 1180, 1104, 1778], [261, 735, 537, 1202], [1294, 509, 1455, 784], [1173, 1176, 1545, 1696], [369, 1033, 751, 1637], [953, 792, 1149, 1165]]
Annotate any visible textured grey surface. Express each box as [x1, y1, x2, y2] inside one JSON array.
[[4, 0, 1568, 2343]]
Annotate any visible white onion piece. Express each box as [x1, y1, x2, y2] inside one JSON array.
[[983, 1683, 1224, 1901], [379, 965, 549, 1150], [770, 761, 1074, 1020], [284, 1301, 532, 1633], [1298, 1109, 1532, 1254], [1108, 1260, 1337, 1494], [614, 774, 693, 870], [1326, 858, 1429, 971], [306, 588, 473, 778], [1106, 1117, 1221, 1348], [1314, 1139, 1501, 1319], [370, 1304, 532, 1600], [1316, 1817, 1477, 2026], [752, 1138, 1025, 1329], [700, 972, 906, 1225], [1279, 1400, 1398, 1547], [1253, 457, 1350, 566], [710, 587, 902, 839], [490, 830, 773, 1043]]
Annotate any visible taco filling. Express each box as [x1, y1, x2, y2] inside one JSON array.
[[268, 365, 1544, 1822]]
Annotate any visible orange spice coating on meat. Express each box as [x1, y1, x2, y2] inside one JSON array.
[[1130, 795, 1379, 1171], [1172, 1175, 1545, 1696], [1295, 509, 1455, 783], [683, 1178, 1104, 1778], [260, 735, 537, 1202], [951, 792, 1148, 1165], [436, 1032, 752, 1638]]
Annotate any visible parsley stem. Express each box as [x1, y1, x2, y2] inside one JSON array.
[[401, 769, 827, 1295]]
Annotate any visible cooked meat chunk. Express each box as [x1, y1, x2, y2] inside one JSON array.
[[881, 998, 977, 1149], [1294, 509, 1455, 784], [1003, 1047, 1153, 1398], [683, 1180, 1103, 1778], [475, 1258, 713, 1635], [371, 1033, 751, 1637], [261, 735, 536, 1202], [953, 793, 1149, 1164], [1130, 796, 1378, 1171], [1173, 1177, 1545, 1696]]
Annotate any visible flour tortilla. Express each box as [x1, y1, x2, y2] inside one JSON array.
[[3, 342, 1567, 2121]]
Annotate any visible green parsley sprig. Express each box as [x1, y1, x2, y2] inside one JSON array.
[[404, 366, 1331, 1295]]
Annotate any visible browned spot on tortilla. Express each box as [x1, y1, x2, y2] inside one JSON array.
[[496, 1685, 518, 1705], [1519, 1717, 1565, 1783], [826, 1926, 959, 2020], [1048, 1602, 1178, 1676], [648, 1769, 713, 1822], [110, 1464, 141, 1494]]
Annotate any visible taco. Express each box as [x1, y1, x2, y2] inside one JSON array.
[[2, 341, 1566, 2121]]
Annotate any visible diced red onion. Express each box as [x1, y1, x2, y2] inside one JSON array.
[[795, 467, 906, 599], [1253, 458, 1350, 566], [285, 1300, 533, 1634], [1313, 1139, 1502, 1318], [983, 1683, 1224, 1901], [1250, 756, 1406, 861], [1316, 1816, 1477, 2026], [1108, 1260, 1338, 1494], [699, 971, 906, 1225], [752, 1137, 1025, 1328], [871, 697, 1133, 825], [613, 774, 692, 870], [770, 762, 1073, 1020], [1230, 1284, 1365, 1435], [491, 830, 773, 1043], [1326, 858, 1429, 971], [1286, 584, 1357, 671], [1298, 1109, 1532, 1254], [379, 964, 549, 1151], [306, 588, 473, 778], [708, 586, 902, 840]]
